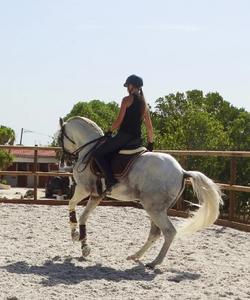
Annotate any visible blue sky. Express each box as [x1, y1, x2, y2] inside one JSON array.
[[0, 0, 249, 145]]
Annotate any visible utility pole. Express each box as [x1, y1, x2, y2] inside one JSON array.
[[20, 128, 24, 145], [18, 128, 51, 145]]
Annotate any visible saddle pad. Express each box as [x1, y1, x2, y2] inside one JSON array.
[[91, 149, 146, 179], [119, 146, 146, 155]]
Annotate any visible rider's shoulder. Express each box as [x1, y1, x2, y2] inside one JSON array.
[[122, 96, 132, 106]]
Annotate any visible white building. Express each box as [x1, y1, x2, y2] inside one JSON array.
[[4, 149, 58, 187]]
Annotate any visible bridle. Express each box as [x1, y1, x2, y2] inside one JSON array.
[[59, 123, 106, 170], [60, 124, 76, 159]]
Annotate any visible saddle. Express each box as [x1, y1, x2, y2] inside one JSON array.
[[90, 138, 147, 179]]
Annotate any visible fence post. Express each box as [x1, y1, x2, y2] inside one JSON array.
[[34, 146, 38, 201], [177, 155, 187, 210], [229, 158, 237, 221]]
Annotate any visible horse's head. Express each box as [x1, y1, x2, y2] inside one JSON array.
[[58, 116, 104, 159], [58, 118, 78, 158]]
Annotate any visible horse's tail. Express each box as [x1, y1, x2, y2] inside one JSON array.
[[175, 170, 223, 239]]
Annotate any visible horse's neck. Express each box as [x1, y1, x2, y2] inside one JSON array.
[[74, 129, 100, 147], [72, 120, 102, 156]]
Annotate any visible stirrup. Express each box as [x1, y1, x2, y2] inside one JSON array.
[[104, 186, 112, 195], [105, 179, 118, 195]]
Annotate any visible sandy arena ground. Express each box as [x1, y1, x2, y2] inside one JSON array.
[[0, 203, 249, 300]]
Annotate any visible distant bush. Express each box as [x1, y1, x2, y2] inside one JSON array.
[[0, 150, 13, 170]]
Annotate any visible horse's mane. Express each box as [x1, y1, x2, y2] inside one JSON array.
[[67, 116, 103, 136]]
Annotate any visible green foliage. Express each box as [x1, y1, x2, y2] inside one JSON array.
[[63, 93, 250, 220], [64, 91, 249, 192], [153, 90, 233, 150], [152, 90, 249, 220], [64, 100, 119, 131], [0, 126, 15, 145], [64, 91, 249, 155], [0, 150, 13, 170], [0, 125, 15, 170]]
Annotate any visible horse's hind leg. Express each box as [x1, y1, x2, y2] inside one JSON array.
[[127, 221, 161, 261], [146, 210, 176, 269], [68, 185, 89, 241], [79, 196, 102, 257]]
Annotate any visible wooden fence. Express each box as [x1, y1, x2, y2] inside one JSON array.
[[0, 145, 249, 232]]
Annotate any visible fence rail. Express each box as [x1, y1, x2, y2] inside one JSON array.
[[0, 145, 249, 231]]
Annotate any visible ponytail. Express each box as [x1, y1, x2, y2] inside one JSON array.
[[131, 86, 147, 119], [139, 88, 147, 118]]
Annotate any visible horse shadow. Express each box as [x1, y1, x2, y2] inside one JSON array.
[[1, 256, 201, 286], [166, 268, 201, 283], [0, 256, 157, 286]]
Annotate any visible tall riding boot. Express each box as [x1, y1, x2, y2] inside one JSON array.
[[94, 157, 118, 193]]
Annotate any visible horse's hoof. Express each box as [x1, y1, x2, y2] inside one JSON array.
[[81, 245, 91, 257], [126, 255, 139, 261], [145, 263, 155, 270], [71, 231, 80, 242]]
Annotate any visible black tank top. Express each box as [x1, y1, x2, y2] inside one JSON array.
[[118, 95, 143, 138]]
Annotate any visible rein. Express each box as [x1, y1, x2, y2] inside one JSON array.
[[60, 124, 106, 169]]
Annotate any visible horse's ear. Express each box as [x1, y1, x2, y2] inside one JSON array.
[[59, 118, 64, 128]]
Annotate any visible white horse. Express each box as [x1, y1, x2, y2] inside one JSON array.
[[59, 116, 223, 268]]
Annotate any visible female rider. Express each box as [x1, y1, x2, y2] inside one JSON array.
[[93, 74, 154, 193]]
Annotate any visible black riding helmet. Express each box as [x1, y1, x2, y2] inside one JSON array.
[[124, 74, 143, 88]]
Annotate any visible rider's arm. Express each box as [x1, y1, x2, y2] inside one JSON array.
[[144, 107, 154, 143], [110, 98, 127, 132]]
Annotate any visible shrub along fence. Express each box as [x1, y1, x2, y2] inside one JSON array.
[[0, 145, 249, 232]]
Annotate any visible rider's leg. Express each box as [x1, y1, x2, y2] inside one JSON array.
[[95, 155, 117, 187], [93, 132, 133, 189]]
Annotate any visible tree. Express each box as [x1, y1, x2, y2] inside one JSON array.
[[0, 150, 13, 171], [0, 125, 15, 170], [63, 93, 249, 217], [64, 100, 119, 131], [0, 126, 15, 145], [153, 91, 230, 150], [153, 90, 250, 187], [63, 92, 249, 183]]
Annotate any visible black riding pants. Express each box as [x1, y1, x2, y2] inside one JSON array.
[[93, 131, 134, 183]]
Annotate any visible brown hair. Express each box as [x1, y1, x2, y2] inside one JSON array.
[[138, 88, 147, 118]]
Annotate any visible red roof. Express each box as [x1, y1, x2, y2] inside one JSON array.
[[10, 149, 57, 158]]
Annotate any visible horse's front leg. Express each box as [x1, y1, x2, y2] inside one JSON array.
[[79, 195, 102, 257], [68, 186, 90, 241]]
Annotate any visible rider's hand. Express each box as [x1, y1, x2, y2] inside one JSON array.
[[104, 130, 112, 137], [147, 142, 154, 152]]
